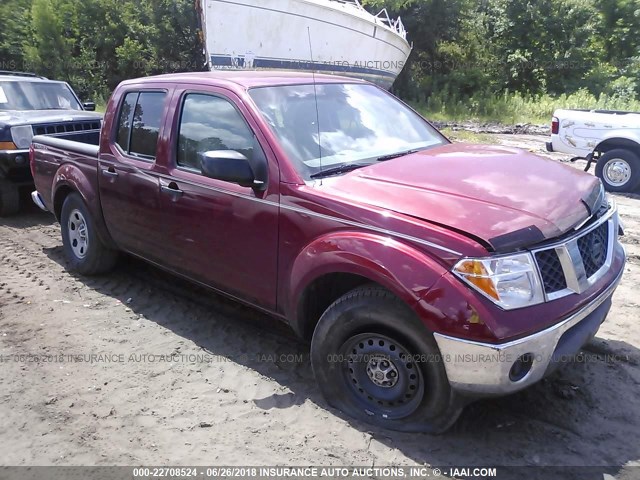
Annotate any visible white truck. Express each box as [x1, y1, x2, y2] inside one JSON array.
[[547, 109, 640, 192]]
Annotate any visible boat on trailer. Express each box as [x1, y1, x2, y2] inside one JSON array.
[[200, 0, 412, 89]]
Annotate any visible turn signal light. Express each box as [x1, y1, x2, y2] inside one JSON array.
[[455, 260, 500, 300], [0, 141, 18, 150]]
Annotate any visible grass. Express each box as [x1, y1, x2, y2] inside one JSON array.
[[440, 128, 498, 144], [415, 89, 640, 125], [92, 88, 639, 129]]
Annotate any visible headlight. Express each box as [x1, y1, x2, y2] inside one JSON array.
[[10, 125, 33, 149], [453, 253, 545, 310]]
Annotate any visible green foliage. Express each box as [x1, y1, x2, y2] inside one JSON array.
[[440, 128, 498, 144], [0, 0, 31, 69], [1, 0, 639, 123], [1, 0, 204, 101], [596, 0, 640, 61], [417, 89, 640, 125], [370, 0, 640, 122], [361, 0, 416, 9], [485, 0, 602, 94], [24, 0, 74, 80]]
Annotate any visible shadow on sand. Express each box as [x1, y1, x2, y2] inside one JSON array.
[[37, 242, 640, 480]]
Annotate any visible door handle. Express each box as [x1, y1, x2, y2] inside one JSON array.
[[160, 182, 184, 197], [101, 167, 118, 178]]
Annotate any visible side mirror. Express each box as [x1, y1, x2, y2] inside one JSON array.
[[200, 150, 258, 188], [83, 101, 96, 111]]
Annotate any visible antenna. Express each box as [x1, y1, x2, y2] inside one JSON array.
[[307, 27, 323, 183]]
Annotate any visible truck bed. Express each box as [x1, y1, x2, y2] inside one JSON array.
[[563, 108, 640, 115], [549, 108, 640, 192], [549, 108, 640, 157], [32, 134, 100, 158], [31, 134, 100, 216]]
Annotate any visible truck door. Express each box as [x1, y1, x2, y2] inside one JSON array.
[[98, 89, 169, 262], [157, 87, 280, 310]]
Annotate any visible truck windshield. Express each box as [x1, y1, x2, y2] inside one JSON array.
[[248, 83, 447, 180], [0, 81, 82, 111]]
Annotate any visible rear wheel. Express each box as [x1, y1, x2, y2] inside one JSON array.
[[311, 285, 462, 433], [60, 192, 118, 275], [0, 182, 20, 216], [595, 149, 640, 192]]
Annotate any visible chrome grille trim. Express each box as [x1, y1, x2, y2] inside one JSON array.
[[532, 200, 618, 302]]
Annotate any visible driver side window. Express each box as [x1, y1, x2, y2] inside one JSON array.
[[177, 94, 255, 172]]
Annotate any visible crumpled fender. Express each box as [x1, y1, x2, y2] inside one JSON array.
[[285, 230, 450, 336]]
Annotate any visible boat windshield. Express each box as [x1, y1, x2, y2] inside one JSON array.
[[248, 83, 447, 180], [0, 81, 82, 111]]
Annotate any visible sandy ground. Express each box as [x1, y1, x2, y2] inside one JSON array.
[[1, 135, 639, 477]]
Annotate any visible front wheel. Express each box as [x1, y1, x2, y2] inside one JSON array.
[[311, 285, 462, 433], [60, 192, 118, 275], [595, 149, 640, 192]]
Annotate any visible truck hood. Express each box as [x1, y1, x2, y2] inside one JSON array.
[[0, 109, 103, 126], [322, 143, 602, 251]]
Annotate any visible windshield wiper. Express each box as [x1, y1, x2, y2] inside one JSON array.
[[309, 163, 370, 179], [376, 149, 418, 162]]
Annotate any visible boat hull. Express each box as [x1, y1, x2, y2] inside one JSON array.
[[202, 0, 412, 89]]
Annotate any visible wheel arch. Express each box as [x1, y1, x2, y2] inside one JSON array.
[[53, 184, 75, 220], [595, 137, 640, 156], [286, 232, 449, 341], [294, 271, 375, 341], [52, 167, 117, 250], [593, 138, 640, 192]]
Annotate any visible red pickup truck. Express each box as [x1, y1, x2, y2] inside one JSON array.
[[30, 72, 625, 433]]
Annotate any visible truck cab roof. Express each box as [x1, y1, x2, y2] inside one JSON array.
[[120, 70, 368, 90], [0, 71, 49, 82]]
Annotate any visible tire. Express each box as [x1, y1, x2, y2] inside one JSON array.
[[595, 148, 640, 192], [310, 285, 463, 433], [0, 182, 20, 217], [60, 192, 118, 275]]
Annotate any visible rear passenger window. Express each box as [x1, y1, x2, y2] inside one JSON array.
[[115, 93, 137, 152], [115, 91, 166, 160], [177, 94, 254, 171]]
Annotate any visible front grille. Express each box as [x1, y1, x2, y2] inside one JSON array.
[[577, 222, 609, 278], [533, 210, 613, 298], [535, 249, 567, 294], [32, 121, 101, 136]]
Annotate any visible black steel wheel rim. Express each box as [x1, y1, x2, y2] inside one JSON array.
[[340, 333, 424, 420]]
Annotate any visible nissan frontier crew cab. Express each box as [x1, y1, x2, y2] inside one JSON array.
[[30, 72, 626, 433]]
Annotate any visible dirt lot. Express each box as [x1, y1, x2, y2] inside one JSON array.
[[1, 135, 639, 477]]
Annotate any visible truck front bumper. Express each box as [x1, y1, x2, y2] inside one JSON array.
[[433, 265, 624, 396], [0, 149, 31, 182]]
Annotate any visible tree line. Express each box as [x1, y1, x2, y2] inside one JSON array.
[[374, 0, 640, 104], [0, 0, 204, 101], [0, 0, 638, 105]]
